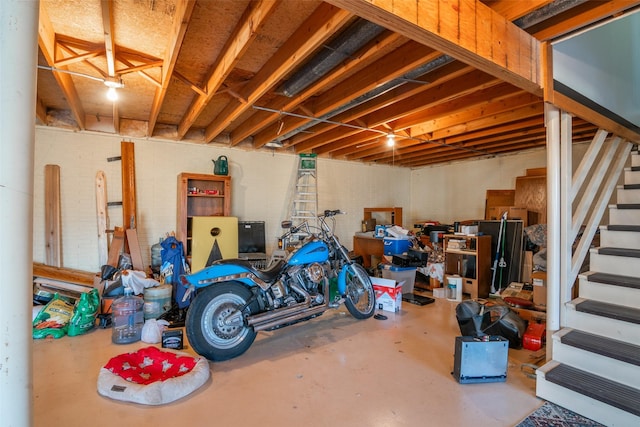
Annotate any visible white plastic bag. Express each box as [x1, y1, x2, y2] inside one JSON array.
[[141, 319, 169, 344]]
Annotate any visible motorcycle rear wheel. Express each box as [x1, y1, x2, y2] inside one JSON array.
[[344, 263, 376, 319], [186, 282, 257, 362]]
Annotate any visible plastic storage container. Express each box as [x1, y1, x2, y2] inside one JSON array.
[[143, 284, 173, 320], [383, 237, 410, 255], [380, 264, 416, 294], [112, 287, 144, 344]]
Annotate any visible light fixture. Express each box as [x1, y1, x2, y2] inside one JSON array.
[[38, 65, 124, 102], [106, 87, 118, 101], [104, 77, 124, 102], [386, 133, 396, 147]]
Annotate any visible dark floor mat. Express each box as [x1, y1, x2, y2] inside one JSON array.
[[402, 293, 435, 306]]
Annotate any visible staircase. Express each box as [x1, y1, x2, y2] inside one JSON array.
[[536, 148, 640, 426]]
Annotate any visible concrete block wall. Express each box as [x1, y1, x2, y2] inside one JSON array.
[[33, 126, 412, 272]]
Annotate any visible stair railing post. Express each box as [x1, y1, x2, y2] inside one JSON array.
[[545, 103, 562, 360]]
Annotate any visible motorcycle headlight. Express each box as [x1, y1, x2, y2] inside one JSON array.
[[306, 263, 324, 283]]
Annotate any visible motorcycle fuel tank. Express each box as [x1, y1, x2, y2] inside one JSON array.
[[288, 240, 329, 265]]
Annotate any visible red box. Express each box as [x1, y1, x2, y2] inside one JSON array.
[[522, 322, 546, 351]]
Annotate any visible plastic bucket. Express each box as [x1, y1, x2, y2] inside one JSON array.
[[143, 284, 172, 320]]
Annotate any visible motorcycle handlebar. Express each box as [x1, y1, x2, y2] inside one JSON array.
[[322, 209, 344, 217]]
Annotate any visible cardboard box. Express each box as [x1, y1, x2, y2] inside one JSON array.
[[531, 271, 547, 306], [510, 306, 546, 323], [522, 251, 533, 283], [500, 282, 533, 301], [487, 206, 538, 227], [371, 276, 402, 312]]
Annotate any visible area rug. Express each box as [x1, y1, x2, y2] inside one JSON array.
[[515, 401, 605, 427]]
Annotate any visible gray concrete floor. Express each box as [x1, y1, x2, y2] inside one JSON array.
[[33, 293, 544, 426]]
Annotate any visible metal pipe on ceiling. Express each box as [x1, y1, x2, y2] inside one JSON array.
[[277, 19, 386, 97]]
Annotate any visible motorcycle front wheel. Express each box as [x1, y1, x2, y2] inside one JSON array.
[[344, 263, 376, 319], [185, 282, 257, 362]]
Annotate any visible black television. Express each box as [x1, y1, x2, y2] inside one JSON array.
[[238, 221, 266, 254]]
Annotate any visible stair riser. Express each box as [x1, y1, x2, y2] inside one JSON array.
[[608, 207, 640, 225], [590, 252, 640, 277], [536, 375, 640, 427], [617, 187, 640, 204], [600, 228, 640, 249], [565, 307, 640, 346], [632, 153, 640, 168], [579, 276, 640, 308], [552, 338, 640, 387], [624, 169, 640, 185]]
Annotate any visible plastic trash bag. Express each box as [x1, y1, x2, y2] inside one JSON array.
[[455, 300, 526, 349], [141, 319, 170, 344]]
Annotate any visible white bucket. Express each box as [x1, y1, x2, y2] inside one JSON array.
[[143, 284, 172, 320]]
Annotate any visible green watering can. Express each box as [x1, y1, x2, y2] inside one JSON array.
[[212, 155, 228, 175]]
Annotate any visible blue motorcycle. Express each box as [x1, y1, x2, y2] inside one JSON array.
[[181, 210, 376, 361]]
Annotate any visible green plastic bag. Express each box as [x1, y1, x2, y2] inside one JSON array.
[[33, 293, 74, 339], [67, 289, 100, 337]]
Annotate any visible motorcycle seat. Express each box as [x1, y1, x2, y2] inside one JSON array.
[[214, 258, 286, 283]]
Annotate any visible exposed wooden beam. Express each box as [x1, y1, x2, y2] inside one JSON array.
[[229, 31, 405, 145], [205, 2, 353, 143], [38, 2, 86, 129], [531, 0, 640, 41], [482, 0, 555, 21], [101, 0, 116, 77], [252, 41, 437, 148], [35, 96, 47, 124], [177, 0, 278, 139], [54, 48, 104, 67], [288, 62, 474, 147], [172, 70, 207, 97], [148, 0, 196, 136], [326, 0, 542, 95]]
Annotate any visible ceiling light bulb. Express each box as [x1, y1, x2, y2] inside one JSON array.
[[106, 87, 118, 101], [386, 133, 395, 147]]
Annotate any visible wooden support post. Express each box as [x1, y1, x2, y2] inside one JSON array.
[[95, 170, 109, 267], [121, 140, 137, 230], [44, 164, 62, 266]]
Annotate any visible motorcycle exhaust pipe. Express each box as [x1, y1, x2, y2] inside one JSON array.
[[246, 283, 311, 328], [252, 305, 327, 332]]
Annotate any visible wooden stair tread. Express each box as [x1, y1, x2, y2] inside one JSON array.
[[586, 272, 640, 290], [597, 247, 640, 258], [545, 363, 640, 416], [561, 330, 640, 367], [576, 300, 640, 325], [623, 184, 640, 190], [616, 203, 640, 209]]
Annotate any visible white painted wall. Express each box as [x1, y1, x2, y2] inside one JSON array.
[[34, 127, 604, 273], [34, 126, 411, 272], [409, 149, 548, 224]]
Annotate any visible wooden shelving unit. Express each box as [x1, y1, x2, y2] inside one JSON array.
[[363, 207, 402, 227], [177, 173, 231, 261], [443, 234, 491, 299]]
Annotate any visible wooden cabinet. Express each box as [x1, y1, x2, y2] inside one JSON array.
[[177, 173, 231, 260], [443, 234, 491, 299], [353, 234, 384, 269]]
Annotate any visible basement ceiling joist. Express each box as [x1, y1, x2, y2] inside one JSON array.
[[36, 0, 640, 168]]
